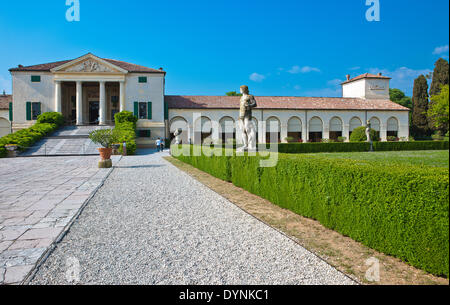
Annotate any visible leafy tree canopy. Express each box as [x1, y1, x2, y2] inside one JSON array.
[[427, 84, 449, 134], [226, 91, 242, 96], [389, 88, 412, 109]]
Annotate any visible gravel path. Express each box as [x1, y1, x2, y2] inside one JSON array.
[[30, 151, 355, 285]]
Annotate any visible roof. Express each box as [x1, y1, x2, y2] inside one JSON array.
[[0, 94, 12, 110], [342, 73, 391, 85], [165, 95, 409, 111], [9, 55, 165, 74]]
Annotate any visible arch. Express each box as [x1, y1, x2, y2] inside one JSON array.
[[169, 116, 188, 144], [309, 116, 323, 142], [170, 116, 188, 132], [369, 117, 381, 131], [266, 116, 281, 143], [349, 117, 362, 132], [194, 116, 212, 144], [329, 117, 343, 141], [219, 116, 236, 144], [387, 117, 399, 139], [0, 118, 10, 138], [288, 116, 302, 142]]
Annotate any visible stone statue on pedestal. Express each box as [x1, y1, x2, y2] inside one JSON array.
[[365, 121, 372, 143], [238, 85, 257, 151]]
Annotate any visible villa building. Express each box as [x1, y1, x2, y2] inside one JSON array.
[[0, 93, 12, 137], [8, 53, 410, 144]]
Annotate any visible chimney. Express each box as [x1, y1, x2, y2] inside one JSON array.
[[346, 74, 351, 81], [18, 64, 23, 68], [378, 72, 382, 76], [2, 90, 5, 96], [159, 67, 164, 71]]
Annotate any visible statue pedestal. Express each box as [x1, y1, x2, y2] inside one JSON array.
[[98, 159, 112, 168]]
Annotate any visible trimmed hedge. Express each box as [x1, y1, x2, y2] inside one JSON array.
[[275, 141, 449, 154], [173, 147, 449, 277], [37, 112, 65, 126], [114, 111, 137, 155]]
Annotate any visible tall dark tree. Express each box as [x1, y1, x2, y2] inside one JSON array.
[[429, 58, 449, 96], [412, 75, 430, 136]]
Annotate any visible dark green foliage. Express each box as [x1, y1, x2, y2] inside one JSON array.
[[114, 111, 137, 155], [349, 126, 380, 142], [412, 75, 431, 136], [225, 91, 242, 96], [0, 122, 59, 154], [429, 58, 449, 97], [273, 141, 449, 154], [390, 88, 413, 109], [37, 112, 64, 126], [174, 149, 449, 277]]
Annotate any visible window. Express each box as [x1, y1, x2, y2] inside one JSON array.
[[138, 130, 151, 138], [31, 76, 41, 82], [138, 102, 147, 119], [138, 77, 147, 83], [32, 102, 41, 120]]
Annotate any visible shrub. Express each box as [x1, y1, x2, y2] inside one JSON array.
[[350, 126, 380, 142], [0, 122, 59, 155], [337, 136, 346, 143], [174, 149, 449, 277], [114, 111, 137, 155], [37, 112, 64, 126]]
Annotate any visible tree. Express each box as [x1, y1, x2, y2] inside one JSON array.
[[226, 91, 242, 96], [429, 58, 449, 97], [389, 88, 412, 109], [412, 75, 430, 136], [427, 85, 449, 135]]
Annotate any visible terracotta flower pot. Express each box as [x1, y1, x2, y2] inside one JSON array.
[[98, 147, 113, 160]]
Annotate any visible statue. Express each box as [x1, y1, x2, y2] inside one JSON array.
[[366, 121, 374, 152], [237, 85, 257, 151], [174, 128, 182, 144]]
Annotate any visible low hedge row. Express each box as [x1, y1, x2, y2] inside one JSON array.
[[172, 147, 449, 277], [0, 112, 64, 157], [114, 111, 137, 155], [274, 141, 449, 154]]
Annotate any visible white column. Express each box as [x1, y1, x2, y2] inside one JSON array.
[[76, 81, 83, 125], [323, 127, 330, 140], [54, 81, 62, 113], [380, 123, 388, 142], [343, 124, 350, 142], [99, 81, 106, 125], [280, 123, 288, 143], [119, 81, 126, 112]]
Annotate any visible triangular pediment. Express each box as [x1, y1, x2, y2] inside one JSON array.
[[51, 53, 128, 74]]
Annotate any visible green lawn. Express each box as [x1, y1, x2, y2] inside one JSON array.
[[302, 150, 449, 168]]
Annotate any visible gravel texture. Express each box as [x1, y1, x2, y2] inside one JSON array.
[[30, 150, 355, 285]]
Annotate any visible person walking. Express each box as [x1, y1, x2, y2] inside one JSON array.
[[161, 138, 165, 151], [156, 138, 161, 152]]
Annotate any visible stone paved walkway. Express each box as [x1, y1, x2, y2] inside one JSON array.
[[0, 155, 119, 284]]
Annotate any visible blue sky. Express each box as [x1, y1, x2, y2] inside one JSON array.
[[0, 0, 448, 97]]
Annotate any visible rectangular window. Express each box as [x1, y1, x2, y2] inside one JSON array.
[[138, 130, 151, 138], [31, 76, 41, 82], [32, 102, 41, 120], [138, 77, 147, 83], [138, 102, 147, 119]]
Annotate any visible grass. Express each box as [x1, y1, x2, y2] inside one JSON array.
[[299, 150, 449, 168]]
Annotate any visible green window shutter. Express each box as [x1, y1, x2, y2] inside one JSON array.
[[138, 77, 147, 83], [147, 102, 152, 120], [164, 101, 169, 120], [38, 102, 42, 117], [134, 102, 139, 117], [9, 102, 13, 121], [146, 130, 151, 138], [26, 102, 32, 121], [31, 76, 41, 82]]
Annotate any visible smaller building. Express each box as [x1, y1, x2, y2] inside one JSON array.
[[0, 92, 12, 137]]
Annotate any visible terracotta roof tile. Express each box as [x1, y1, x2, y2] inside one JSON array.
[[165, 95, 409, 111], [0, 94, 12, 110], [342, 73, 391, 84], [9, 58, 164, 74]]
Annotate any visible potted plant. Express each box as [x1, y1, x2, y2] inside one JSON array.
[[89, 129, 120, 162], [4, 144, 18, 151]]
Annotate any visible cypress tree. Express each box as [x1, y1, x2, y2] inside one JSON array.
[[412, 75, 430, 136], [429, 58, 449, 96]]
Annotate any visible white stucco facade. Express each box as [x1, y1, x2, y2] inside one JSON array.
[[8, 54, 409, 145]]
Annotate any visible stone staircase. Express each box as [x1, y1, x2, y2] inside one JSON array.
[[20, 126, 113, 157]]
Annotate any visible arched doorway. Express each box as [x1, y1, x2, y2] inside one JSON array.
[[329, 117, 343, 141], [349, 117, 362, 137], [288, 117, 302, 142], [219, 116, 236, 145], [369, 117, 381, 140], [309, 117, 323, 142], [194, 116, 212, 144], [170, 117, 188, 144], [266, 117, 281, 143], [387, 117, 399, 139]]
